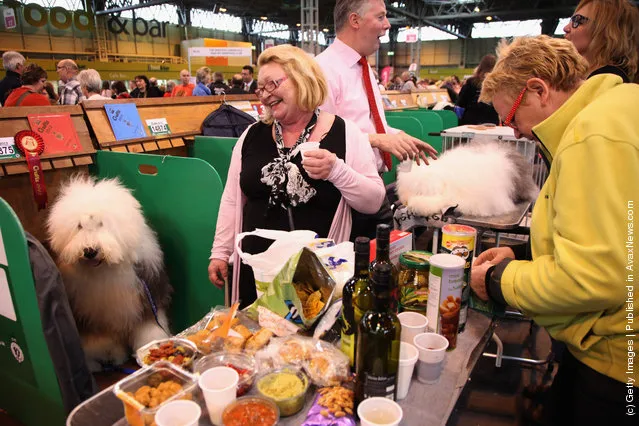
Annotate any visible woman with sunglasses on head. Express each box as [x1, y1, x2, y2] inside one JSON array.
[[207, 44, 385, 307], [470, 35, 639, 425], [564, 0, 639, 83]]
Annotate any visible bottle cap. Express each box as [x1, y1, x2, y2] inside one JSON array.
[[376, 224, 390, 241], [399, 250, 432, 270], [354, 236, 370, 254]]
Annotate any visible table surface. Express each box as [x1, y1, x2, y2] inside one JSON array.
[[67, 311, 493, 426]]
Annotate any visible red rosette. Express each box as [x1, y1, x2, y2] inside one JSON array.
[[14, 130, 47, 210]]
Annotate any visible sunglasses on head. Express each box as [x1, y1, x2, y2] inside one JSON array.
[[569, 14, 590, 28]]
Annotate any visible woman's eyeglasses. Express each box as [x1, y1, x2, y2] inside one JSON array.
[[256, 76, 288, 97], [569, 14, 590, 28], [503, 87, 527, 129]]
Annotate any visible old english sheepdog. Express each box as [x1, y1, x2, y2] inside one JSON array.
[[396, 142, 539, 217], [47, 175, 172, 371]]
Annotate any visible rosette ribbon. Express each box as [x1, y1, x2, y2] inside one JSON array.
[[14, 130, 48, 210]]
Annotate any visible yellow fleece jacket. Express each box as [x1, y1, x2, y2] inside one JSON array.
[[500, 75, 639, 384]]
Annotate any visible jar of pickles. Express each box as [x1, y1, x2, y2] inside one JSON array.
[[398, 251, 432, 314]]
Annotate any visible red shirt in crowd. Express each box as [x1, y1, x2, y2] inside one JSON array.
[[4, 87, 50, 107]]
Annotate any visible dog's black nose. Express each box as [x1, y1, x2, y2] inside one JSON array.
[[83, 248, 98, 259]]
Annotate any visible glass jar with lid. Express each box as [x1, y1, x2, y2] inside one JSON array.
[[398, 250, 432, 314]]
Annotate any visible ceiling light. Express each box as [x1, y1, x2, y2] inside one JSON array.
[[474, 7, 480, 12], [486, 16, 493, 21], [388, 51, 395, 56], [323, 28, 329, 32], [296, 23, 301, 27], [260, 16, 268, 20], [219, 7, 227, 12]]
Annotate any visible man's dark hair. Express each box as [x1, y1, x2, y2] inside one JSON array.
[[242, 65, 254, 75]]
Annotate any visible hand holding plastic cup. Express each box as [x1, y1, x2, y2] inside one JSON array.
[[154, 399, 201, 426], [398, 311, 428, 344], [357, 397, 403, 426], [413, 332, 449, 384], [397, 341, 419, 400], [298, 141, 320, 160], [198, 366, 239, 425]]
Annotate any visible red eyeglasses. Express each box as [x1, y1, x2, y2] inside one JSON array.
[[503, 87, 527, 128]]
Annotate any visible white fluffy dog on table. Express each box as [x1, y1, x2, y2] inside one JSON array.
[[47, 175, 172, 371]]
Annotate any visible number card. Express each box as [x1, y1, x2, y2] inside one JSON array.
[[145, 118, 171, 136], [0, 137, 20, 160]]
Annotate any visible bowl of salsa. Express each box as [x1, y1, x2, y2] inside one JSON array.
[[222, 396, 279, 426]]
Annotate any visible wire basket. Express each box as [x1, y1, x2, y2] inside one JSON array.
[[441, 125, 548, 190]]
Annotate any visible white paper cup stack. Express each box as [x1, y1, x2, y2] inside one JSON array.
[[198, 366, 239, 425], [397, 341, 419, 400]]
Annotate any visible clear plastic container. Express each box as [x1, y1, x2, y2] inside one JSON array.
[[113, 361, 198, 426], [194, 351, 257, 396], [221, 396, 279, 426], [255, 367, 310, 417], [135, 338, 198, 371]]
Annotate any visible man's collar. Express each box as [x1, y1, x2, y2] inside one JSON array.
[[332, 37, 364, 68]]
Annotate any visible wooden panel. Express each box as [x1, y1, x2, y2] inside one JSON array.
[[72, 155, 93, 166], [157, 139, 173, 149], [51, 158, 74, 169], [127, 144, 144, 153], [382, 93, 418, 110], [170, 138, 185, 147], [143, 142, 159, 152]]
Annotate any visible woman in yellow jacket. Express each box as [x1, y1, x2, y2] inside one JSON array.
[[471, 35, 638, 425]]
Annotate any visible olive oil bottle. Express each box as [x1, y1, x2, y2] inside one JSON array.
[[355, 263, 402, 403], [370, 224, 399, 313], [341, 237, 372, 367]]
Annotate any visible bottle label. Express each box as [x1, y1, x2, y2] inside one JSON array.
[[362, 373, 397, 400], [399, 287, 428, 312], [341, 313, 355, 366]]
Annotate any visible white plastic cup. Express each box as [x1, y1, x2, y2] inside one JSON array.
[[398, 311, 429, 344], [396, 341, 419, 400], [298, 141, 320, 159], [154, 399, 201, 426], [412, 332, 449, 384], [358, 397, 404, 426], [198, 366, 239, 426]]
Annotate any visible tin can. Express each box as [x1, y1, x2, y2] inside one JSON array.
[[398, 251, 432, 314], [441, 224, 477, 332], [426, 253, 465, 349]]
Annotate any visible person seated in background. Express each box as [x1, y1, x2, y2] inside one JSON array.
[[111, 81, 130, 99], [456, 54, 500, 125], [210, 71, 230, 95], [226, 74, 245, 94], [3, 64, 50, 107], [130, 75, 163, 98], [148, 77, 164, 96], [399, 71, 416, 93], [564, 0, 639, 83], [164, 81, 175, 97], [100, 80, 112, 98], [441, 75, 461, 103], [192, 66, 212, 96], [171, 69, 194, 97], [470, 35, 639, 425], [77, 69, 111, 100], [208, 44, 385, 307]]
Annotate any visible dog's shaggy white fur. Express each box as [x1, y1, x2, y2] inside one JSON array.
[[396, 143, 538, 217], [47, 176, 172, 371]]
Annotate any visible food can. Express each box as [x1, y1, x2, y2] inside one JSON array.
[[441, 224, 477, 332], [426, 253, 465, 350], [398, 251, 431, 314]]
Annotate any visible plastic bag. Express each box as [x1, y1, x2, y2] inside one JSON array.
[[302, 390, 356, 426], [314, 242, 354, 298]]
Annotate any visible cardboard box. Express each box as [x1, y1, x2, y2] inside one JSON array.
[[370, 230, 413, 266]]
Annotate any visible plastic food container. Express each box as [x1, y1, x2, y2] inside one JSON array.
[[221, 396, 279, 426], [113, 361, 198, 426], [136, 338, 198, 371], [255, 367, 310, 417], [194, 351, 257, 396]]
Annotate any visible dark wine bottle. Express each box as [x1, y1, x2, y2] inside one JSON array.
[[341, 237, 371, 367], [355, 263, 402, 404], [370, 224, 399, 313]]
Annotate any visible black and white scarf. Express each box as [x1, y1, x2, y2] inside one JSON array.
[[260, 109, 319, 211]]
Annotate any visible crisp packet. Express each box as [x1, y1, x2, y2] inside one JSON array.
[[302, 393, 356, 426]]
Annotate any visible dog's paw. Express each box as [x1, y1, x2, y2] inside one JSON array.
[[86, 358, 103, 373]]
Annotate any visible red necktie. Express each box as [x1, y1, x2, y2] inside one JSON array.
[[358, 56, 392, 171]]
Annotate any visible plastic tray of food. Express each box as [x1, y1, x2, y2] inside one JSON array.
[[135, 338, 198, 371], [255, 366, 310, 417], [113, 361, 198, 426]]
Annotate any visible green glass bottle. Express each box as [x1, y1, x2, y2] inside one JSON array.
[[370, 224, 399, 313], [341, 237, 371, 368], [355, 263, 402, 404]]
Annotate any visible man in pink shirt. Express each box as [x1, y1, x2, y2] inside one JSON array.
[[316, 0, 436, 237]]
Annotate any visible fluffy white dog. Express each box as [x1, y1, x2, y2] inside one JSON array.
[[396, 142, 538, 217], [47, 175, 172, 371]]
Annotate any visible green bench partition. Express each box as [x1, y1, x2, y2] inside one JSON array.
[[384, 116, 425, 185], [0, 198, 65, 426], [92, 151, 225, 332], [387, 110, 444, 153], [432, 109, 458, 130], [190, 136, 238, 186]]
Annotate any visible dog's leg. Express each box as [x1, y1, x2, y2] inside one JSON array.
[[130, 309, 170, 351], [407, 195, 455, 217], [82, 333, 129, 371]]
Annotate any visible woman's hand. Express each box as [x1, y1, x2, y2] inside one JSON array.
[[302, 149, 337, 180], [208, 258, 228, 289], [473, 246, 516, 267]]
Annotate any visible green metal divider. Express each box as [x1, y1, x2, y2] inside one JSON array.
[[91, 151, 225, 332], [190, 136, 238, 186], [384, 115, 424, 185], [0, 198, 65, 426]]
